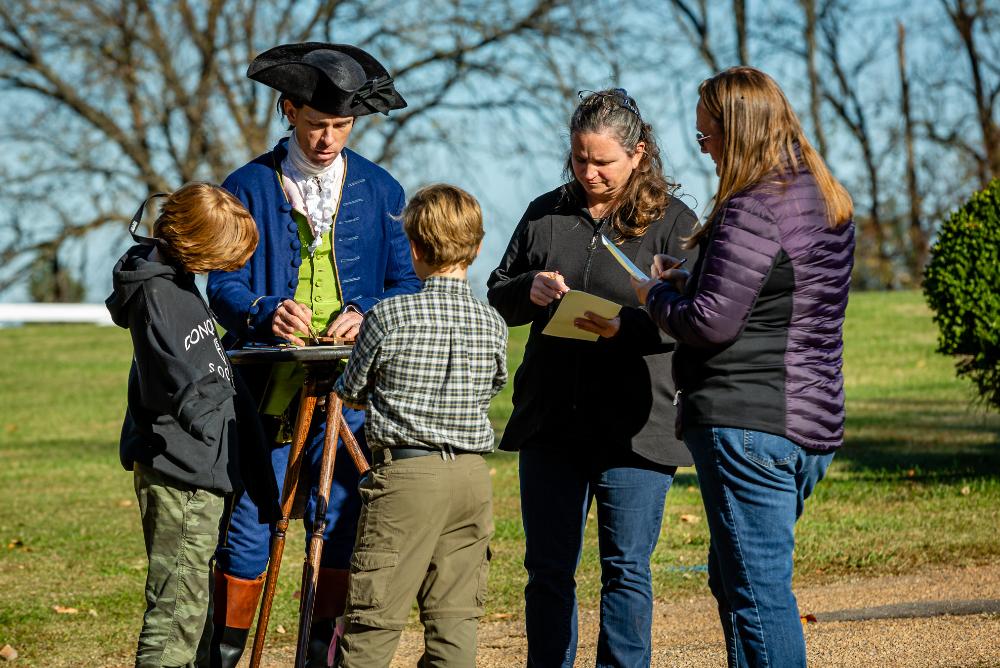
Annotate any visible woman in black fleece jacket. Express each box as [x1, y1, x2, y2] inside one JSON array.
[[487, 89, 697, 668]]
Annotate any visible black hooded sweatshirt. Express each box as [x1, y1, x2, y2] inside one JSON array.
[[106, 244, 239, 493]]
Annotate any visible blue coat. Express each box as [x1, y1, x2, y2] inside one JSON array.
[[208, 138, 421, 346]]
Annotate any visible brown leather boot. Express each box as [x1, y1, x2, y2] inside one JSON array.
[[209, 570, 265, 668], [305, 568, 350, 668]]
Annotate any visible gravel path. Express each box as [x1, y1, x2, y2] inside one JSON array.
[[260, 562, 1000, 667]]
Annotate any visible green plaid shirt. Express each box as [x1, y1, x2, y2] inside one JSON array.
[[334, 276, 508, 454]]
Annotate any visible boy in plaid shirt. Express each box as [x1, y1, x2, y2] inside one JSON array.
[[333, 184, 508, 667]]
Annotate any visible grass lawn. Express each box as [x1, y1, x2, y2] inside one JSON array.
[[1, 290, 998, 666]]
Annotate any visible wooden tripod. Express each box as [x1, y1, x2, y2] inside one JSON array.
[[237, 360, 370, 668]]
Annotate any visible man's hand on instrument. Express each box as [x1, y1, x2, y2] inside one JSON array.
[[326, 308, 364, 342], [530, 271, 570, 306], [272, 299, 313, 347]]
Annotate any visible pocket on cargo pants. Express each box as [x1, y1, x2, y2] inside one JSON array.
[[348, 549, 400, 610]]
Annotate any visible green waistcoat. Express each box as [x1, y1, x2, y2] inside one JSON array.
[[260, 211, 343, 417], [293, 209, 343, 332]]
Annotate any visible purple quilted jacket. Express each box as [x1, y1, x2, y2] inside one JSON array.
[[646, 167, 855, 450]]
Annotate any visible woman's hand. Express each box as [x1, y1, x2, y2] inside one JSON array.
[[271, 299, 313, 346], [651, 254, 690, 293], [630, 276, 660, 305], [574, 311, 621, 338], [530, 271, 570, 306]]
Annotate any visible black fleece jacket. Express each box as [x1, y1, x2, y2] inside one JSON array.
[[487, 186, 698, 466], [106, 244, 241, 492]]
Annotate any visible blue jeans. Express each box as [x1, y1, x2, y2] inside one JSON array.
[[684, 426, 834, 668], [519, 447, 676, 668], [216, 406, 369, 579]]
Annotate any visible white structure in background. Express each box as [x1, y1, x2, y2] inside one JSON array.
[[0, 303, 114, 326]]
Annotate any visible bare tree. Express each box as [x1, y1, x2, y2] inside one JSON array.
[[733, 0, 749, 65], [897, 22, 928, 275], [938, 0, 1000, 186], [0, 0, 617, 296], [666, 0, 721, 71], [799, 0, 828, 158], [816, 1, 897, 287]]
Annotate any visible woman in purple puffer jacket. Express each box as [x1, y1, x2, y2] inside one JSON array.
[[635, 67, 855, 667]]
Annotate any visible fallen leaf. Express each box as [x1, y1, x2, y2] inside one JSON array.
[[489, 468, 497, 476], [292, 590, 301, 600], [679, 514, 700, 524], [905, 469, 916, 478], [0, 644, 17, 661], [7, 539, 23, 550], [117, 499, 134, 508], [276, 625, 287, 634], [686, 486, 696, 493], [961, 485, 971, 496], [53, 605, 79, 614], [89, 609, 98, 617], [800, 613, 817, 624]]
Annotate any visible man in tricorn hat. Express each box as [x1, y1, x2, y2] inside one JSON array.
[[206, 43, 419, 667]]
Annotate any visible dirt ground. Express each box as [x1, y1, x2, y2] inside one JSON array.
[[255, 561, 1000, 667]]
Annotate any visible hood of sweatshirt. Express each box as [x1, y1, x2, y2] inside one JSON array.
[[106, 244, 181, 328]]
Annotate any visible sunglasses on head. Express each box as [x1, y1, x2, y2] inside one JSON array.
[[578, 88, 641, 118]]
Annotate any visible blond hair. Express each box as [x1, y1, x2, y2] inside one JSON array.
[[402, 184, 484, 269], [154, 183, 258, 273], [691, 67, 853, 247], [564, 89, 678, 239]]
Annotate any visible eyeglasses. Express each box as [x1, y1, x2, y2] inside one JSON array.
[[578, 88, 641, 118], [696, 131, 712, 147]]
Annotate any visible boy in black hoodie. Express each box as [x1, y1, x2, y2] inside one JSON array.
[[106, 183, 259, 668]]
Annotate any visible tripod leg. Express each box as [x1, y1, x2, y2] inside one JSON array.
[[294, 392, 343, 668], [339, 414, 370, 477], [248, 380, 318, 668]]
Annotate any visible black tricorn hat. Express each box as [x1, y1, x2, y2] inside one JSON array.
[[248, 42, 406, 117]]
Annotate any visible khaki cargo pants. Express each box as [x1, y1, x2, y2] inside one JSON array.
[[338, 451, 494, 668], [133, 463, 225, 668]]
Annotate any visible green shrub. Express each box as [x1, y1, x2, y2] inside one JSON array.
[[923, 178, 1000, 411]]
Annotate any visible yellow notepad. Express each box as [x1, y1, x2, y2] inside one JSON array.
[[541, 290, 621, 341]]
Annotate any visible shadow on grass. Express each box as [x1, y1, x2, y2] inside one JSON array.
[[834, 435, 1000, 482]]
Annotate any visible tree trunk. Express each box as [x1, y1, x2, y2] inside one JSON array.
[[734, 0, 749, 64], [801, 0, 828, 157], [897, 22, 927, 278]]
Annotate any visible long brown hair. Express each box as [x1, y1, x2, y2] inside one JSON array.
[[690, 67, 853, 247], [563, 89, 677, 239]]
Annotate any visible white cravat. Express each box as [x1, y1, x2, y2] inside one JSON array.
[[281, 134, 345, 256]]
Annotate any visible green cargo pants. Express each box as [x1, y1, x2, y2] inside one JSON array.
[[338, 451, 494, 668], [133, 463, 225, 668]]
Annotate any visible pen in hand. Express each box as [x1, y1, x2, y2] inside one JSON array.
[[657, 257, 687, 279]]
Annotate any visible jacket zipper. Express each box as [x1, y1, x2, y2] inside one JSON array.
[[582, 218, 605, 292], [573, 217, 605, 413]]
